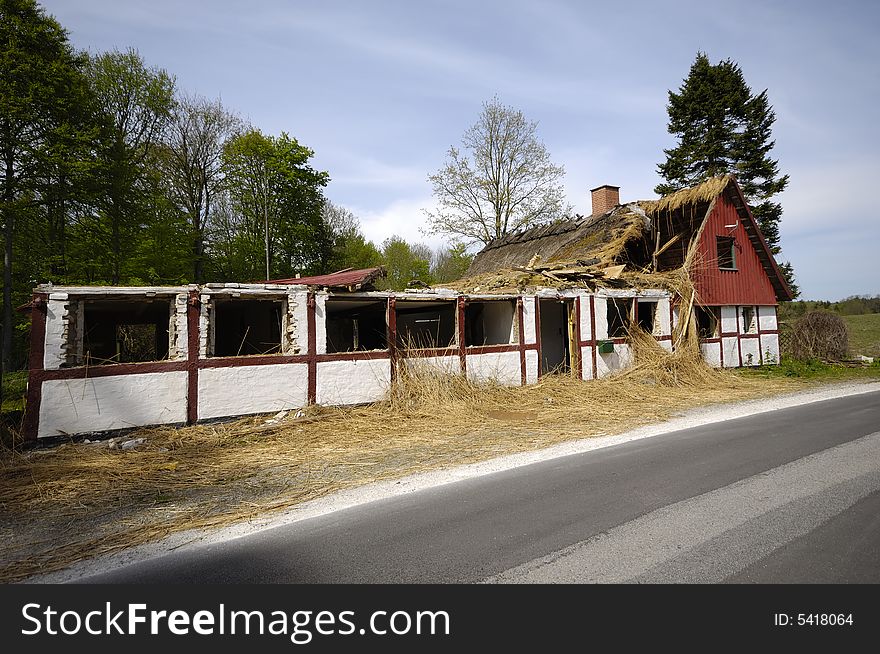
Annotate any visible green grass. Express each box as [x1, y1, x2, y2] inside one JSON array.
[[2, 370, 28, 413], [739, 354, 880, 381], [843, 313, 880, 359]]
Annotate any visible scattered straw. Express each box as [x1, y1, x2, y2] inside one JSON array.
[[642, 175, 733, 215], [0, 348, 806, 583]]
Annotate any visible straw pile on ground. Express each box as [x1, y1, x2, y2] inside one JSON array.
[[1, 344, 803, 583]]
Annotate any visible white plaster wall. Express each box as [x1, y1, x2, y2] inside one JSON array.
[[466, 351, 521, 385], [38, 372, 188, 438], [758, 305, 778, 332], [760, 333, 780, 365], [594, 297, 609, 340], [580, 346, 594, 380], [722, 336, 741, 368], [404, 355, 460, 375], [525, 350, 538, 384], [43, 296, 68, 370], [701, 341, 722, 368], [198, 363, 308, 420], [672, 305, 680, 332], [578, 295, 593, 341], [658, 339, 673, 352], [522, 298, 537, 344], [480, 301, 516, 344], [596, 343, 633, 378], [720, 306, 738, 335], [314, 292, 328, 354], [655, 298, 672, 336], [740, 337, 761, 366], [316, 358, 391, 405]]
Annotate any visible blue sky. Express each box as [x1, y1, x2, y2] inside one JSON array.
[[40, 0, 879, 300]]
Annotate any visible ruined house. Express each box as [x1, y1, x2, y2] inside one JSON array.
[[21, 175, 791, 441]]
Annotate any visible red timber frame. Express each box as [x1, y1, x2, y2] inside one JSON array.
[[21, 290, 684, 441], [697, 304, 781, 368]]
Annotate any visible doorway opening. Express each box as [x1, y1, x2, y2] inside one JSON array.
[[539, 299, 577, 375]]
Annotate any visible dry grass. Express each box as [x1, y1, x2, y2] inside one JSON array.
[[0, 338, 807, 583]]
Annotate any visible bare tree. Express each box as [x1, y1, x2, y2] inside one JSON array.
[[425, 97, 568, 246], [162, 94, 241, 282]]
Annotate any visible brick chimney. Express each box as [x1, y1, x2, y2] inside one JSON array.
[[590, 184, 620, 216]]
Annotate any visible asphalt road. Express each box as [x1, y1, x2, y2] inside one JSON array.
[[78, 390, 880, 584]]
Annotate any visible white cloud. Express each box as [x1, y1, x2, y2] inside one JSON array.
[[325, 152, 429, 189], [350, 197, 447, 251]]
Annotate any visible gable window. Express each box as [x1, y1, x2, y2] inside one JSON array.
[[741, 306, 757, 334], [717, 236, 736, 270]]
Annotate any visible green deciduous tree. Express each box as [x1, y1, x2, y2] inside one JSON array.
[[431, 242, 473, 283], [0, 0, 97, 367], [378, 237, 432, 291], [426, 96, 567, 246], [322, 201, 382, 271], [161, 93, 241, 282], [656, 52, 797, 295], [221, 129, 329, 281], [82, 48, 176, 284]]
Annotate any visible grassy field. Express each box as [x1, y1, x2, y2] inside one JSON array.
[[843, 313, 880, 358]]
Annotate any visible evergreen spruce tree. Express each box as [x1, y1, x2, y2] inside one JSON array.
[[656, 52, 797, 296]]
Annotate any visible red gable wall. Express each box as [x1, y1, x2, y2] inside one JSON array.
[[692, 193, 778, 306]]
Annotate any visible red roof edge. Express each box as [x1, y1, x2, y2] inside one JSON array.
[[263, 266, 386, 290], [721, 177, 794, 302]]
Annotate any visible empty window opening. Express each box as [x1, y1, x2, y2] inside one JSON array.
[[741, 306, 757, 334], [636, 300, 658, 334], [212, 299, 283, 357], [539, 299, 571, 374], [465, 300, 515, 347], [696, 306, 719, 339], [81, 299, 171, 365], [395, 300, 456, 349], [607, 298, 632, 338], [326, 298, 387, 353], [717, 236, 736, 270]]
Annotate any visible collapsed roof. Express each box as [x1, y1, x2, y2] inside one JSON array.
[[451, 175, 791, 300]]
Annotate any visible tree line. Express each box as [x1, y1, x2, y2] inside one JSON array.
[[3, 2, 796, 371], [0, 0, 469, 369], [778, 296, 880, 322]]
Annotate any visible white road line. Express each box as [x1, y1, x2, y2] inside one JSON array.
[[485, 431, 880, 584]]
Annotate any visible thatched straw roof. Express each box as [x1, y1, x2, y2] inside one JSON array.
[[454, 174, 791, 301], [467, 204, 652, 276], [639, 174, 734, 216]]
